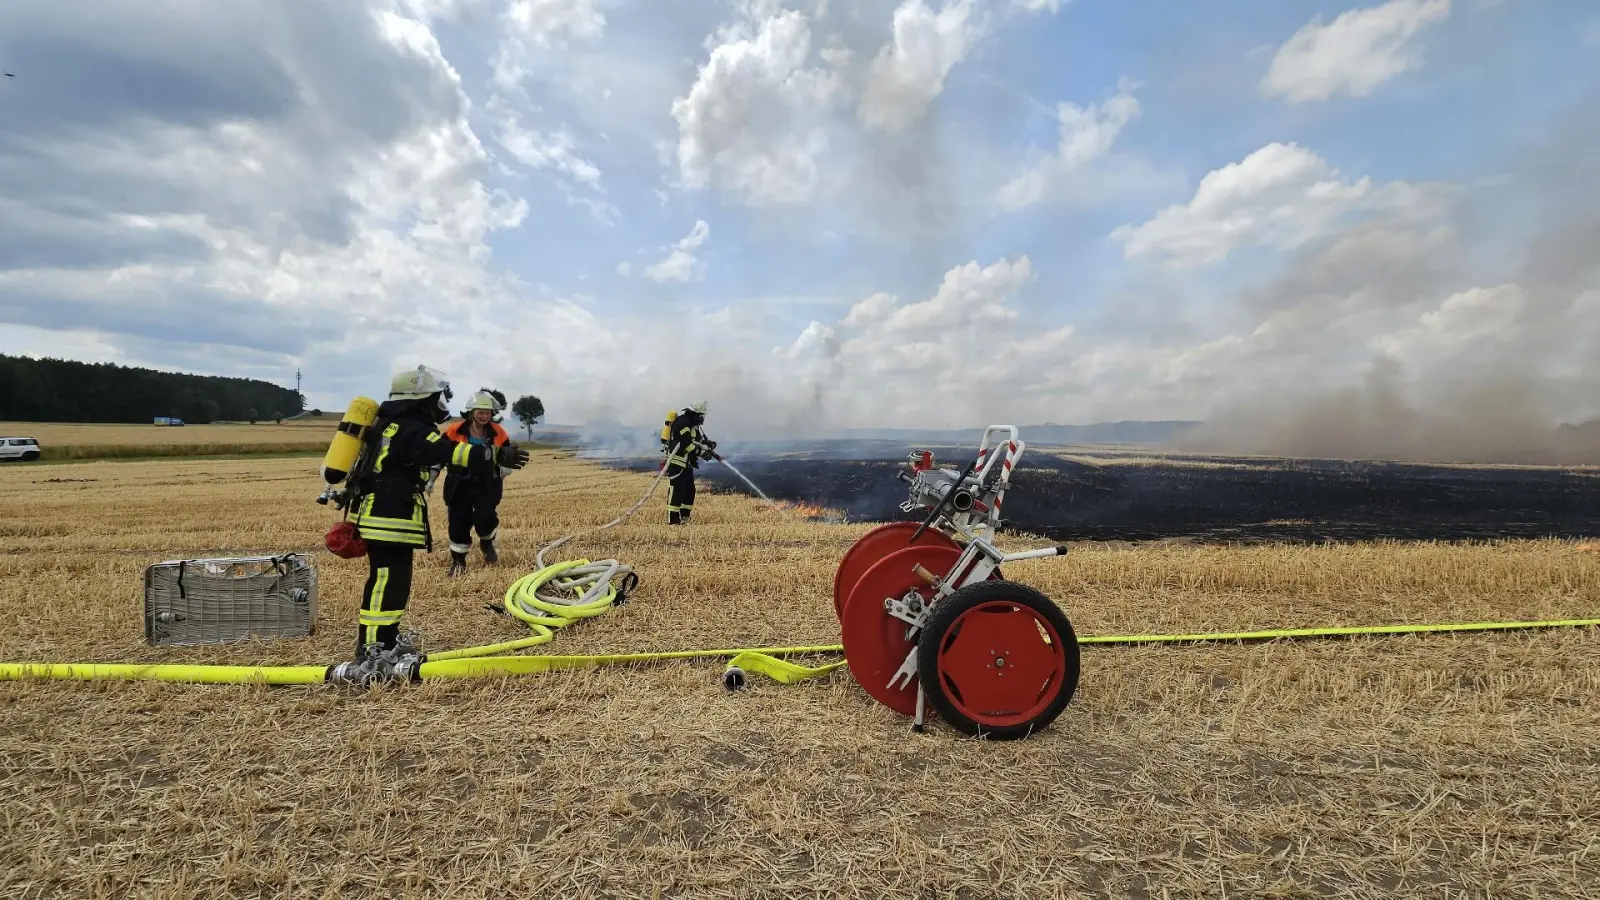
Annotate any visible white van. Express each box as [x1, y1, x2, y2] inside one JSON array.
[[0, 437, 41, 462]]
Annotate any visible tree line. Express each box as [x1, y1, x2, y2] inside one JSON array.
[[0, 354, 305, 424]]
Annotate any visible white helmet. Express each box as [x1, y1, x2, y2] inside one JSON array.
[[389, 365, 452, 401], [687, 400, 707, 415], [464, 390, 502, 412]]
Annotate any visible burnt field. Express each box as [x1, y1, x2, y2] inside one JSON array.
[[602, 443, 1600, 544]]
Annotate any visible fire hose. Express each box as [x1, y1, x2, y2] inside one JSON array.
[[422, 447, 684, 662], [1, 618, 1596, 685]]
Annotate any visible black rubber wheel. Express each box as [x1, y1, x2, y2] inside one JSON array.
[[21, 451, 39, 461], [916, 579, 1079, 740]]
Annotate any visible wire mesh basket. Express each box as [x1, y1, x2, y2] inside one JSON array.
[[143, 553, 318, 647]]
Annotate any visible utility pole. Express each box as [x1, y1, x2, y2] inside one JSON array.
[[296, 368, 302, 395]]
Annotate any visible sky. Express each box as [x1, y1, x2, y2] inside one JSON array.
[[0, 0, 1597, 446]]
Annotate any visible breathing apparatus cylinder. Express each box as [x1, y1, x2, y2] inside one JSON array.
[[660, 409, 677, 443], [321, 396, 380, 485]]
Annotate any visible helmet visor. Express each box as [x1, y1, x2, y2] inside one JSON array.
[[416, 365, 452, 402]]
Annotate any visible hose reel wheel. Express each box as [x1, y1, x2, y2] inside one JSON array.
[[833, 521, 1006, 623], [916, 579, 1080, 740], [839, 543, 964, 717], [832, 522, 960, 620]]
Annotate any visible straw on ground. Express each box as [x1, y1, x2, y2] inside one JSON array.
[[0, 452, 1596, 899]]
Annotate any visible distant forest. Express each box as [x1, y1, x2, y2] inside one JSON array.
[[0, 355, 306, 424]]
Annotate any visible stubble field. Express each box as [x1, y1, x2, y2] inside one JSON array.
[[0, 450, 1597, 898], [0, 419, 336, 461]]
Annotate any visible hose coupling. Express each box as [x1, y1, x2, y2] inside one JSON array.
[[328, 643, 424, 685]]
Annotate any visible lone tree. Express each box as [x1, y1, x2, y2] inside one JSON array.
[[247, 408, 258, 424], [273, 411, 284, 424], [511, 395, 544, 441]]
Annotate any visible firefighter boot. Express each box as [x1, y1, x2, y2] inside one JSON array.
[[481, 539, 498, 564], [447, 550, 468, 578]]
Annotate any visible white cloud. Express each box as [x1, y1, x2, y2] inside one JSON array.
[[1108, 142, 1443, 268], [3, 0, 1595, 453], [1372, 283, 1524, 360], [857, 0, 984, 134], [495, 115, 601, 186], [0, 1, 539, 406], [493, 0, 607, 88], [1261, 0, 1453, 103], [642, 219, 711, 283], [1014, 0, 1066, 12], [759, 256, 1089, 428], [996, 78, 1142, 211], [669, 6, 844, 208]]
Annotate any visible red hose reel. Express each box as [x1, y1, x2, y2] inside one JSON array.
[[834, 428, 1080, 740]]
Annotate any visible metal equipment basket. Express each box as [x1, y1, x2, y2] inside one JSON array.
[[143, 553, 318, 647]]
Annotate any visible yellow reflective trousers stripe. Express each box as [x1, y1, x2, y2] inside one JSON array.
[[352, 494, 426, 545], [363, 567, 392, 644]]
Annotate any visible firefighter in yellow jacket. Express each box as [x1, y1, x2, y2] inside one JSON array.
[[660, 401, 716, 525], [344, 366, 528, 668]]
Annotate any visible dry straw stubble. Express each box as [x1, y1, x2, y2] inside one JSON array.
[[0, 452, 1597, 898]]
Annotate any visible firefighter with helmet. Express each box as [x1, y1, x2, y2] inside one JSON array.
[[661, 400, 716, 525], [343, 366, 529, 669], [440, 390, 515, 576]]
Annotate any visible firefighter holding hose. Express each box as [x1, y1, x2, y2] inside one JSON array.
[[661, 401, 717, 525], [342, 366, 528, 669], [440, 390, 514, 576]]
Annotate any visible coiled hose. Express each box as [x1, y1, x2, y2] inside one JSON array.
[[432, 448, 676, 660]]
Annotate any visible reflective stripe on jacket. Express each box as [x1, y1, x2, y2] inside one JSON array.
[[351, 402, 488, 549]]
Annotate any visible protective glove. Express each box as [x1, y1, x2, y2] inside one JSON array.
[[496, 443, 530, 470], [423, 465, 442, 496]]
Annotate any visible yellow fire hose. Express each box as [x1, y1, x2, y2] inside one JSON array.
[[1, 618, 1595, 685]]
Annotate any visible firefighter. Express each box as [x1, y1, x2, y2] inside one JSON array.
[[661, 401, 716, 525], [346, 366, 528, 665], [441, 390, 513, 576]]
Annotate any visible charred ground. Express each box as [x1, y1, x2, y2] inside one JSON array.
[[601, 443, 1600, 544]]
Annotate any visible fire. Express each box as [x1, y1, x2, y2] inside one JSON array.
[[1578, 541, 1600, 553], [764, 499, 836, 520]]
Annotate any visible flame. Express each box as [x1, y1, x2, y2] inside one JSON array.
[[1578, 541, 1600, 553], [764, 499, 836, 520]]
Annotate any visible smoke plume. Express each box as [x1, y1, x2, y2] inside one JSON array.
[[1171, 87, 1600, 466]]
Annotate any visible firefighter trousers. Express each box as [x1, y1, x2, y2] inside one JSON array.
[[668, 466, 696, 524], [446, 484, 500, 554], [355, 541, 415, 654]]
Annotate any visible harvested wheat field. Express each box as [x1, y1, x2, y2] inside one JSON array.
[[1, 450, 1598, 899], [0, 420, 339, 462]]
